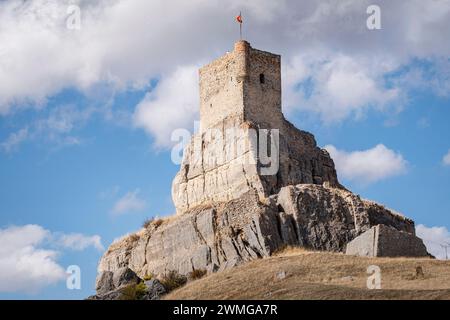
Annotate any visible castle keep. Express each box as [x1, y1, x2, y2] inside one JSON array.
[[199, 40, 283, 131], [172, 41, 339, 214], [95, 42, 429, 297]]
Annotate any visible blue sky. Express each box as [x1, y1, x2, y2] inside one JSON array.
[[1, 0, 450, 299]]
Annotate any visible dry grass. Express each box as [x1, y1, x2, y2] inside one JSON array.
[[165, 248, 450, 300], [188, 269, 207, 281]]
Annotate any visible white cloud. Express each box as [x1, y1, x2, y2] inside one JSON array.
[[57, 233, 104, 251], [1, 1, 450, 144], [416, 224, 450, 260], [111, 189, 147, 216], [0, 225, 64, 293], [443, 150, 450, 166], [0, 224, 104, 293], [325, 144, 407, 184], [133, 65, 199, 148], [0, 128, 28, 153]]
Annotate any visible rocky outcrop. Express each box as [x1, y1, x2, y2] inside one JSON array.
[[90, 267, 141, 300], [97, 184, 418, 289], [172, 117, 341, 214], [345, 224, 429, 257]]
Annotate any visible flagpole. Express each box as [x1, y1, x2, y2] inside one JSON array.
[[240, 11, 242, 40]]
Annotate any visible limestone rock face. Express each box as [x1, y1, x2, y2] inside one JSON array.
[[172, 117, 340, 214], [97, 185, 416, 290]]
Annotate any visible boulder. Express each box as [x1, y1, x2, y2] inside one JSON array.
[[95, 271, 114, 295], [95, 267, 140, 296], [112, 267, 141, 289], [345, 224, 429, 257], [143, 279, 167, 300]]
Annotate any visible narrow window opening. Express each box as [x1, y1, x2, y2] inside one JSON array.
[[259, 73, 265, 84]]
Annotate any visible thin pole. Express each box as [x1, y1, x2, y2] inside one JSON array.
[[240, 11, 242, 40], [441, 244, 449, 260]]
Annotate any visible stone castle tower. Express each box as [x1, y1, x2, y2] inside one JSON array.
[[172, 41, 340, 214], [199, 40, 283, 132]]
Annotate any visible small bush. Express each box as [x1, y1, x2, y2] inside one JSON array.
[[160, 270, 187, 292], [188, 269, 207, 281], [119, 281, 147, 300], [142, 217, 155, 229], [153, 218, 164, 228], [142, 217, 164, 229], [129, 233, 140, 242]]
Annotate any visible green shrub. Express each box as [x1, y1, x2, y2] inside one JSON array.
[[119, 281, 147, 300], [160, 270, 187, 292], [143, 273, 153, 281], [188, 269, 207, 281]]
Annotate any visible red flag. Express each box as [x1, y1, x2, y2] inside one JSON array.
[[236, 14, 242, 24]]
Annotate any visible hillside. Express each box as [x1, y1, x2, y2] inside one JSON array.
[[165, 248, 450, 300]]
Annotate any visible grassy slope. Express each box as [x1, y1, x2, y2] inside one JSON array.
[[165, 248, 450, 300]]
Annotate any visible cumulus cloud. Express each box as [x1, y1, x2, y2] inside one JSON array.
[[283, 54, 401, 121], [443, 150, 450, 166], [0, 225, 65, 293], [111, 189, 147, 216], [1, 0, 450, 145], [325, 144, 407, 184], [416, 224, 450, 260], [0, 224, 104, 293], [133, 66, 199, 148]]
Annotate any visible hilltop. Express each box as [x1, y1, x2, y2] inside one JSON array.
[[165, 248, 450, 300]]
